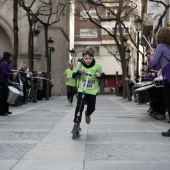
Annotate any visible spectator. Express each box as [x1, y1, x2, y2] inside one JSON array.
[[37, 72, 43, 100], [19, 64, 28, 104], [0, 52, 17, 116]]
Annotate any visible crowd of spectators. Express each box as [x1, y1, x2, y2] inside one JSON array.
[[12, 66, 53, 106]]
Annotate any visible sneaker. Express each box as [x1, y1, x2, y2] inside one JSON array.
[[167, 120, 170, 123], [162, 129, 170, 137], [0, 113, 8, 116], [154, 114, 166, 120], [147, 107, 152, 113], [150, 112, 157, 117], [66, 99, 70, 105], [148, 111, 153, 116], [85, 115, 91, 124], [69, 102, 73, 106]]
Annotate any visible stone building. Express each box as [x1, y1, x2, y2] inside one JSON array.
[[0, 0, 71, 96]]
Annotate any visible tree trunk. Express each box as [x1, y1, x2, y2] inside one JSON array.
[[28, 26, 34, 71], [31, 79, 37, 103], [12, 0, 19, 69], [44, 26, 50, 100]]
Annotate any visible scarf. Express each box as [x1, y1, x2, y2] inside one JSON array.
[[80, 58, 95, 68]]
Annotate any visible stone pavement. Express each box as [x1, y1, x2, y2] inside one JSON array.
[[0, 95, 170, 170]]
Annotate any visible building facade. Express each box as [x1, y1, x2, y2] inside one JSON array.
[[0, 1, 71, 95], [73, 0, 143, 93]]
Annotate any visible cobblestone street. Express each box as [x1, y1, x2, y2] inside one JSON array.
[[0, 95, 170, 170]]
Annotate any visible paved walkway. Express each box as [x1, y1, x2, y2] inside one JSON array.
[[0, 95, 170, 170]]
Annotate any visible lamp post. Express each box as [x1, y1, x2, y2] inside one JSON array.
[[47, 37, 55, 98], [31, 16, 40, 72], [134, 16, 143, 83], [47, 37, 55, 79], [69, 48, 75, 66], [46, 37, 55, 97], [123, 36, 127, 47], [123, 36, 128, 80]]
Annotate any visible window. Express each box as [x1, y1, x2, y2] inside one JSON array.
[[94, 47, 100, 56], [80, 10, 98, 20], [80, 29, 98, 38], [102, 27, 114, 35], [106, 10, 115, 18], [102, 26, 129, 35]]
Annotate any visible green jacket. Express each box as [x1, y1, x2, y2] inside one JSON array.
[[74, 61, 103, 95], [63, 68, 76, 87]]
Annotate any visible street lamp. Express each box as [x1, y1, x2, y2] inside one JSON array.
[[47, 37, 55, 77], [69, 48, 75, 65], [134, 16, 143, 83], [31, 16, 40, 72], [48, 37, 54, 49], [123, 36, 128, 76], [47, 37, 55, 98]]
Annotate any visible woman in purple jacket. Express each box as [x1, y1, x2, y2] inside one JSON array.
[[0, 52, 17, 116], [150, 27, 170, 137]]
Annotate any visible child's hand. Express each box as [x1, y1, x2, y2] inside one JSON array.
[[78, 69, 84, 74], [95, 72, 101, 77]]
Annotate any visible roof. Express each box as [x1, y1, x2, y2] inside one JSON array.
[[95, 56, 122, 75]]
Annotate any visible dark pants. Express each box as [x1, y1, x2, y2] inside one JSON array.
[[164, 79, 170, 119], [155, 87, 166, 115], [74, 92, 96, 124], [0, 81, 9, 113], [22, 83, 27, 103], [66, 85, 75, 103], [37, 90, 43, 100]]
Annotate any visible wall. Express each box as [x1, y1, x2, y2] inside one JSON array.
[[0, 26, 12, 57], [0, 1, 70, 96]]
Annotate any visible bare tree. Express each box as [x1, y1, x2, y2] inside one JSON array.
[[19, 0, 37, 72], [149, 0, 170, 42], [0, 0, 19, 69], [75, 0, 139, 101], [0, 0, 7, 6], [13, 0, 19, 69], [19, 0, 70, 100], [35, 0, 70, 100]]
